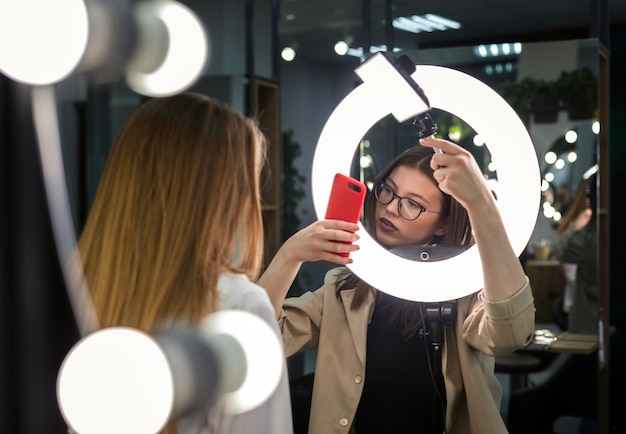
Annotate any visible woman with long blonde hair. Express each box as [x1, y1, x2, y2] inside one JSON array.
[[78, 92, 292, 433]]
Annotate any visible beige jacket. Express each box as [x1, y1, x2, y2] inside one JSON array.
[[278, 267, 535, 434]]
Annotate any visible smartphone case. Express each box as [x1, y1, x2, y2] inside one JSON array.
[[325, 173, 366, 257]]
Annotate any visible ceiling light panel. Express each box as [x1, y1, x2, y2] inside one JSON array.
[[392, 14, 461, 34]]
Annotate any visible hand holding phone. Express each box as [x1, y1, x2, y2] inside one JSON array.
[[325, 173, 366, 257]]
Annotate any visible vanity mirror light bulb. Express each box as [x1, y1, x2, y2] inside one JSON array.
[[0, 0, 89, 85], [56, 311, 284, 433], [125, 0, 209, 97]]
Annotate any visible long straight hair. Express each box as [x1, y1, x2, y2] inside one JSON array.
[[77, 92, 266, 332], [336, 146, 473, 336]]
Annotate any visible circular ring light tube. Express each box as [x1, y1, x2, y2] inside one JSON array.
[[312, 60, 539, 302], [0, 0, 89, 85], [199, 310, 284, 415], [57, 327, 174, 434], [126, 0, 209, 97]]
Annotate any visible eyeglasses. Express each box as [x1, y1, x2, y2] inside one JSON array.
[[374, 182, 442, 221]]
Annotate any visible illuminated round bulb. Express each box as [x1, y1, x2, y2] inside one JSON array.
[[555, 159, 565, 169], [592, 121, 600, 134], [541, 179, 550, 191], [473, 134, 485, 147], [545, 151, 557, 164], [565, 130, 578, 143], [312, 62, 540, 301], [488, 161, 497, 172], [554, 211, 562, 221], [281, 46, 296, 62], [360, 154, 373, 168], [334, 41, 349, 56], [476, 45, 488, 57], [199, 310, 283, 414], [543, 205, 556, 218], [126, 0, 209, 97], [545, 172, 555, 182], [57, 328, 174, 434], [0, 0, 88, 85], [567, 151, 578, 163]]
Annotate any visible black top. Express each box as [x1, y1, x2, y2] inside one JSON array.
[[354, 292, 446, 434]]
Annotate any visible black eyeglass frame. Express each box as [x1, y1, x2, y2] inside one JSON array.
[[374, 182, 443, 221]]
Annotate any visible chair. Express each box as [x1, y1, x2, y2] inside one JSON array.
[[507, 353, 598, 434]]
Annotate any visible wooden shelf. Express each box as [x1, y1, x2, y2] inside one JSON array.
[[253, 78, 281, 270]]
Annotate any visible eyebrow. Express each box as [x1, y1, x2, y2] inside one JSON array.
[[385, 176, 432, 206]]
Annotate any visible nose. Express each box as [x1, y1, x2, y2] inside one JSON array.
[[384, 196, 400, 215]]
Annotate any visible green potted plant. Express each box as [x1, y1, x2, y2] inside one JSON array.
[[555, 67, 598, 120], [498, 77, 541, 125], [531, 80, 559, 123]]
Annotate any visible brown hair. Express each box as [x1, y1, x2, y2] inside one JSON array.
[[336, 146, 473, 337], [77, 92, 266, 333], [557, 177, 592, 235]]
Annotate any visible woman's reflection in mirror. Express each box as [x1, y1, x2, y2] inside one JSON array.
[[259, 138, 536, 434], [552, 174, 598, 335]]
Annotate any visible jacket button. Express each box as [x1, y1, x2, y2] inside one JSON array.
[[354, 375, 362, 384], [339, 418, 349, 427]]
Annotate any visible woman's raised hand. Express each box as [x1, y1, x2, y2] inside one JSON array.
[[282, 219, 360, 265], [419, 137, 494, 212]]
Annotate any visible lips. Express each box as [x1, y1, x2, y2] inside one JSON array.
[[379, 217, 397, 231]]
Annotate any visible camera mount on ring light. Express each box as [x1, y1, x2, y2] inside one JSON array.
[[419, 301, 457, 349]]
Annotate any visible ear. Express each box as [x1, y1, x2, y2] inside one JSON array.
[[434, 216, 449, 237]]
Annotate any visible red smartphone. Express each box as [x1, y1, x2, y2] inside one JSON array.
[[325, 173, 367, 257]]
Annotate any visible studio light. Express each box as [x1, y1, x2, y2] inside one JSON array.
[[0, 0, 89, 85], [334, 41, 350, 56], [57, 310, 284, 434], [57, 328, 175, 434], [392, 14, 461, 34], [334, 36, 353, 56], [125, 0, 209, 97], [281, 46, 296, 62], [311, 53, 539, 302], [0, 0, 209, 96]]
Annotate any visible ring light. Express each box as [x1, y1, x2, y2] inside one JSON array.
[[311, 55, 540, 302]]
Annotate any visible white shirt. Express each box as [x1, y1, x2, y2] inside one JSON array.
[[179, 272, 294, 434]]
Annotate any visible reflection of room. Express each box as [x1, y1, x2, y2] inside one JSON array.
[[278, 13, 611, 434], [1, 1, 624, 433]]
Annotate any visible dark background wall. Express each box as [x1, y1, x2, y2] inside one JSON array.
[[608, 23, 626, 424]]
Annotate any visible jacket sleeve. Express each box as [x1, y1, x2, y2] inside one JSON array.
[[277, 278, 329, 357], [460, 276, 536, 356]]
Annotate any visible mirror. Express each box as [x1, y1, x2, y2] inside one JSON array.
[[280, 38, 601, 335], [71, 36, 599, 335], [349, 108, 493, 263], [69, 31, 600, 360], [540, 120, 599, 230]]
